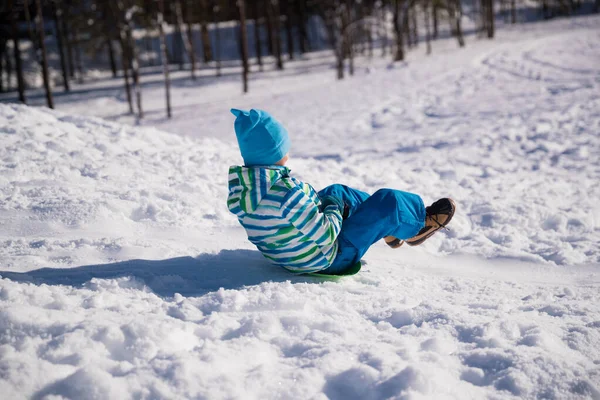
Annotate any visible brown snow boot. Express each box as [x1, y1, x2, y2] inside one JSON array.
[[384, 236, 404, 249], [406, 198, 456, 246]]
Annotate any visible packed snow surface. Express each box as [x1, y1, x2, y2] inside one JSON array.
[[1, 15, 600, 400]]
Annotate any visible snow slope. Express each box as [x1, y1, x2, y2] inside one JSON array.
[[1, 15, 600, 400]]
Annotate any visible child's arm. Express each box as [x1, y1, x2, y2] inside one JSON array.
[[281, 186, 343, 247]]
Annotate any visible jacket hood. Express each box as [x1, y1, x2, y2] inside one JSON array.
[[227, 165, 290, 216]]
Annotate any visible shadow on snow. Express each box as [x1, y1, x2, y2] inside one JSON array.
[[0, 249, 330, 298]]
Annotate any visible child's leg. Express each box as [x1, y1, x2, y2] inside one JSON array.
[[317, 184, 370, 218], [322, 189, 425, 274]]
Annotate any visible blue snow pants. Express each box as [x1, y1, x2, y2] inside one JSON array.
[[317, 184, 426, 275]]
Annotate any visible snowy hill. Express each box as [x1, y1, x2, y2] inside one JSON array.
[[1, 14, 600, 400]]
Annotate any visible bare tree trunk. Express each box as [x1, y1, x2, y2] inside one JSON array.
[[448, 0, 465, 46], [511, 0, 516, 22], [52, 0, 70, 92], [380, 1, 388, 57], [432, 2, 439, 38], [171, 2, 184, 70], [238, 0, 250, 93], [125, 15, 142, 119], [424, 1, 432, 54], [487, 0, 495, 38], [213, 2, 222, 76], [23, 0, 41, 66], [117, 37, 133, 114], [176, 0, 196, 80], [102, 1, 118, 77], [10, 3, 26, 103], [321, 7, 343, 79], [200, 0, 213, 62], [403, 7, 412, 49], [393, 0, 405, 61], [367, 7, 374, 58], [265, 0, 274, 54], [158, 0, 172, 118], [107, 38, 118, 77], [270, 0, 284, 69], [5, 46, 13, 90], [63, 17, 74, 78], [296, 0, 308, 53], [284, 0, 294, 60], [411, 5, 418, 46], [73, 27, 84, 84], [344, 0, 354, 76], [184, 1, 197, 77], [34, 0, 54, 108], [253, 0, 264, 69], [0, 42, 4, 93]]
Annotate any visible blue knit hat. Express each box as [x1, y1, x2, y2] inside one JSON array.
[[231, 108, 291, 166]]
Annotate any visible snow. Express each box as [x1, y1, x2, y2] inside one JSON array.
[[1, 14, 600, 400]]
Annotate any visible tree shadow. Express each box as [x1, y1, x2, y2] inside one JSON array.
[[0, 249, 328, 298]]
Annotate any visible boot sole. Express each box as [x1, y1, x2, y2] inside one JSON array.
[[406, 199, 456, 247], [385, 237, 404, 248]]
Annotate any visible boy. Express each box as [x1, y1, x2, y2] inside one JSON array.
[[227, 108, 456, 275]]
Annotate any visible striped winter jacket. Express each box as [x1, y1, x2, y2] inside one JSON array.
[[227, 165, 343, 273]]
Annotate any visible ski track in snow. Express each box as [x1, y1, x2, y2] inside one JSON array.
[[1, 15, 600, 400]]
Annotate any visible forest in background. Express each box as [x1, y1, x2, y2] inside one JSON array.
[[1, 0, 597, 119]]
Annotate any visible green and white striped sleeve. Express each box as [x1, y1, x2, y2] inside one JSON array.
[[281, 186, 343, 247]]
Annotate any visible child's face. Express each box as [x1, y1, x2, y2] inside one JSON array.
[[276, 154, 289, 166]]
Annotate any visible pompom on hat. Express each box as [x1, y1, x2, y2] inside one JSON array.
[[231, 108, 291, 166]]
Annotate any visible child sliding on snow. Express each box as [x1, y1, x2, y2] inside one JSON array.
[[227, 109, 456, 275]]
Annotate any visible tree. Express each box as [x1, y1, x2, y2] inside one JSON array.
[[106, 38, 118, 78], [158, 0, 172, 118], [62, 1, 75, 79], [23, 0, 41, 67], [410, 4, 418, 46], [424, 0, 432, 54], [108, 1, 133, 114], [432, 0, 439, 38], [265, 0, 274, 54], [343, 0, 354, 76], [511, 0, 516, 23], [124, 6, 142, 118], [200, 0, 213, 62], [213, 1, 222, 76], [51, 0, 70, 92], [393, 0, 406, 61], [448, 0, 465, 46], [295, 0, 309, 53], [171, 2, 184, 69], [182, 0, 198, 79], [0, 40, 5, 93], [379, 1, 389, 57], [102, 1, 117, 78], [34, 0, 54, 108], [175, 0, 197, 80], [10, 0, 26, 103], [284, 0, 294, 60], [485, 0, 495, 38], [253, 0, 264, 69], [267, 0, 284, 69], [237, 0, 250, 93]]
